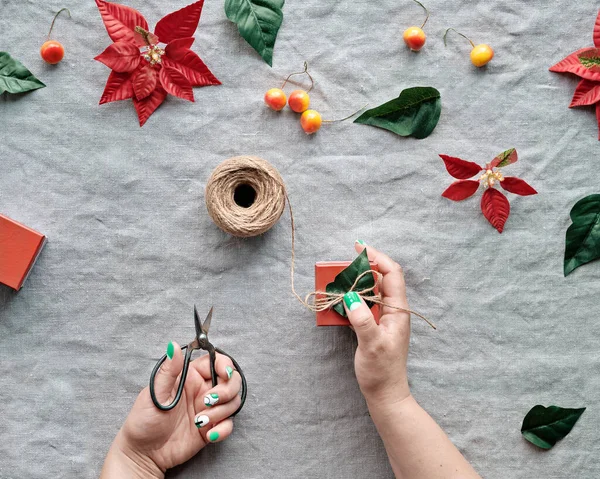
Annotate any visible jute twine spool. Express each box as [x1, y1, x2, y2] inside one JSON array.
[[205, 156, 434, 328], [205, 156, 286, 237]]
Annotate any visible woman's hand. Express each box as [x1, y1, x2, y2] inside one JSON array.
[[343, 241, 412, 408], [100, 348, 242, 478]]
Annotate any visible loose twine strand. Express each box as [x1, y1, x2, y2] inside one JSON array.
[[205, 156, 435, 329]]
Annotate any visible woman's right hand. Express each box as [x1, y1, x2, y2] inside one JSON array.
[[343, 241, 412, 408]]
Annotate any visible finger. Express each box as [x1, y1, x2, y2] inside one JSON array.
[[194, 394, 241, 430], [195, 369, 243, 410], [153, 341, 184, 404], [342, 291, 379, 345], [189, 352, 235, 382], [354, 240, 409, 316], [205, 418, 234, 444]]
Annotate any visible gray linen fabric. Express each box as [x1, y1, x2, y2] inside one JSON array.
[[1, 0, 600, 477]]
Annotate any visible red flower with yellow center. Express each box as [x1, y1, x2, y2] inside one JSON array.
[[94, 0, 220, 126], [440, 149, 537, 233]]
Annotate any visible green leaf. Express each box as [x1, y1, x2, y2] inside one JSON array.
[[521, 405, 585, 450], [325, 249, 375, 318], [0, 52, 45, 94], [224, 0, 284, 67], [490, 148, 518, 168], [353, 87, 441, 139], [564, 194, 600, 276]]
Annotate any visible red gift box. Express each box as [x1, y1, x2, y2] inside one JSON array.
[[0, 214, 46, 290], [315, 261, 380, 326]]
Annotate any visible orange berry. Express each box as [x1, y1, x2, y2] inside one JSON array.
[[403, 26, 426, 51], [470, 44, 494, 67], [264, 88, 287, 111], [288, 90, 310, 113], [40, 40, 65, 64], [300, 110, 322, 134]]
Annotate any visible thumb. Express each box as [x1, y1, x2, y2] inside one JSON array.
[[343, 292, 379, 345], [154, 341, 184, 404]]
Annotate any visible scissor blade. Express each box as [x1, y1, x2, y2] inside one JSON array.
[[202, 306, 213, 334], [194, 305, 203, 338]]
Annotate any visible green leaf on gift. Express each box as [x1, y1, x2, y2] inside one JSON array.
[[0, 52, 46, 94], [224, 0, 284, 66], [325, 249, 375, 318], [354, 86, 441, 139], [521, 405, 585, 450], [564, 194, 600, 276]]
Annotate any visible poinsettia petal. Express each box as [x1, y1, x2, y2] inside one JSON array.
[[159, 66, 194, 102], [595, 11, 600, 48], [481, 188, 510, 233], [490, 148, 518, 168], [549, 48, 600, 81], [133, 86, 167, 126], [95, 0, 148, 47], [165, 37, 196, 56], [569, 79, 600, 107], [99, 71, 134, 104], [163, 52, 220, 86], [500, 177, 537, 196], [154, 1, 204, 44], [94, 41, 141, 73], [442, 180, 480, 201], [596, 103, 600, 140], [132, 64, 158, 100], [439, 154, 482, 179]]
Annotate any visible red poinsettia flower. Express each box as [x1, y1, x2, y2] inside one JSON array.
[[94, 0, 220, 126], [549, 10, 600, 139], [440, 149, 537, 233]]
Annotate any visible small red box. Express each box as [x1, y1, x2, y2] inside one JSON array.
[[315, 261, 380, 326], [0, 214, 46, 290]]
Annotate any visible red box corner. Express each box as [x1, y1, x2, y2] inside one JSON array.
[[315, 261, 380, 326], [0, 214, 46, 290]]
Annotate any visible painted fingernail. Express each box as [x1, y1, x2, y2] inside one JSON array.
[[195, 414, 210, 429], [204, 393, 219, 407], [166, 342, 174, 360], [343, 291, 362, 311], [208, 431, 219, 442], [356, 239, 367, 246], [226, 366, 233, 379]]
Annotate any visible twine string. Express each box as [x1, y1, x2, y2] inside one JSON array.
[[206, 156, 435, 329]]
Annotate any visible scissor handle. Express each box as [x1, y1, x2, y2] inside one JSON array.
[[215, 347, 247, 417], [149, 345, 194, 411]]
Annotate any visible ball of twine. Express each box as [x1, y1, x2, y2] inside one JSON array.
[[205, 156, 287, 237]]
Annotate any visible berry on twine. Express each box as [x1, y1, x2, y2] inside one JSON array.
[[440, 149, 537, 233], [94, 0, 220, 126]]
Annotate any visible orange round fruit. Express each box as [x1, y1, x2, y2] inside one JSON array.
[[470, 44, 494, 67], [300, 110, 322, 134], [288, 90, 310, 113], [403, 26, 426, 51], [40, 40, 65, 64], [264, 88, 287, 111]]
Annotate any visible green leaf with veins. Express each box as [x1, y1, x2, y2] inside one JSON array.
[[0, 52, 45, 94], [325, 249, 375, 318], [521, 405, 585, 450], [564, 194, 600, 276]]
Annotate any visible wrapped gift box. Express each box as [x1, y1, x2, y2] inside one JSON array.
[[0, 214, 46, 290], [314, 261, 380, 326]]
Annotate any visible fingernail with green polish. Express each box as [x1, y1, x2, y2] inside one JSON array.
[[195, 414, 210, 429], [204, 392, 219, 407], [343, 291, 362, 311], [166, 342, 175, 360], [356, 239, 367, 246], [208, 431, 219, 442], [226, 366, 233, 379]]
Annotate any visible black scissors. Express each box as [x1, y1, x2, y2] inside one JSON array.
[[149, 306, 247, 414]]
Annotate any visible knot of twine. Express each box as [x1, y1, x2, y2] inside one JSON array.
[[205, 156, 435, 329]]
